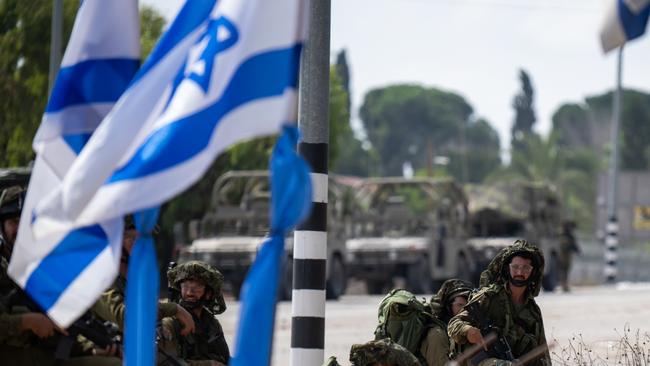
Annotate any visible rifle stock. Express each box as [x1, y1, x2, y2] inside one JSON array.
[[465, 301, 516, 364]]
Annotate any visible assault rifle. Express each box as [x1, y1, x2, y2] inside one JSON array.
[[3, 287, 122, 359], [464, 300, 516, 365]]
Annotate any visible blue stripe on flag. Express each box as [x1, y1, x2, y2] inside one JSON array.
[[64, 133, 92, 155], [619, 0, 650, 40], [109, 44, 301, 183], [24, 225, 109, 311], [132, 0, 217, 85], [46, 59, 139, 112]]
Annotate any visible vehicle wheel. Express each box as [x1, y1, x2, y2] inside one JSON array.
[[278, 257, 293, 301], [326, 256, 347, 300], [542, 255, 558, 292], [365, 279, 386, 295], [407, 257, 432, 294]]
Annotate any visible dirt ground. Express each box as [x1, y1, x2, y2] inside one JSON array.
[[218, 282, 650, 365]]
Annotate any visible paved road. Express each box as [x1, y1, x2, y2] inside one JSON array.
[[218, 283, 650, 365]]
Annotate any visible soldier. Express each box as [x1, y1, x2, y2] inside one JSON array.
[[89, 216, 195, 357], [420, 279, 473, 366], [348, 338, 422, 366], [447, 240, 551, 366], [558, 220, 580, 292], [0, 184, 119, 365], [159, 261, 230, 366]]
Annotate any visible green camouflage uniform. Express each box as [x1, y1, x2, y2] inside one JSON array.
[[448, 241, 551, 366], [349, 338, 422, 366], [558, 222, 579, 292], [158, 261, 229, 366], [420, 279, 473, 366], [91, 276, 178, 332]]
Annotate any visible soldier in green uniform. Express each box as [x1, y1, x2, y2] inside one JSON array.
[[0, 183, 120, 365], [158, 261, 230, 366], [447, 240, 551, 366], [558, 220, 580, 292], [90, 216, 195, 344], [420, 279, 473, 366], [323, 338, 422, 366]]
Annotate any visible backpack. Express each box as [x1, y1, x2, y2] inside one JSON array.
[[374, 289, 441, 357]]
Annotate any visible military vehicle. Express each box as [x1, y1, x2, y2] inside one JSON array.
[[464, 182, 563, 291], [344, 177, 477, 294], [178, 170, 354, 300]]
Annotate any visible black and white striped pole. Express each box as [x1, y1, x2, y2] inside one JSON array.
[[604, 46, 623, 283], [291, 1, 330, 365]]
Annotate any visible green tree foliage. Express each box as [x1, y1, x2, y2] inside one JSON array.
[[140, 5, 165, 59], [0, 2, 166, 167], [0, 0, 78, 166], [551, 103, 591, 148], [511, 69, 537, 153], [359, 84, 500, 181], [335, 49, 350, 113], [586, 89, 650, 170]]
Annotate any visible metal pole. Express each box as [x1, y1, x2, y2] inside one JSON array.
[[604, 46, 623, 283], [48, 0, 63, 95], [291, 1, 330, 366]]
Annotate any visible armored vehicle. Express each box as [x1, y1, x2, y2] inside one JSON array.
[[178, 170, 354, 300], [345, 177, 477, 294], [465, 182, 562, 291]]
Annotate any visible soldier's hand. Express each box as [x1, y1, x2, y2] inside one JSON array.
[[175, 304, 195, 335], [93, 343, 120, 358], [466, 326, 487, 350], [21, 313, 67, 338]]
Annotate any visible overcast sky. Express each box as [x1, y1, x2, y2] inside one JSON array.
[[142, 0, 650, 157]]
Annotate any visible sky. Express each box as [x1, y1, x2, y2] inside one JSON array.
[[142, 0, 650, 157]]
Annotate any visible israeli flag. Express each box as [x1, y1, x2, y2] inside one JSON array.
[[31, 0, 308, 241], [601, 0, 650, 52], [8, 0, 139, 327]]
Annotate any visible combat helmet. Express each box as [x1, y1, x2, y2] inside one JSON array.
[[349, 338, 421, 366], [0, 186, 25, 221], [479, 239, 545, 297], [429, 278, 473, 322], [167, 261, 226, 314]]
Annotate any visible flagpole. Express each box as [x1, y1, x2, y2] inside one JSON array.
[[291, 1, 331, 365], [604, 46, 623, 284], [48, 0, 63, 95]]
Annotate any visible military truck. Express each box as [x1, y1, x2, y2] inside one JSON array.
[[344, 177, 477, 294], [464, 182, 563, 291], [178, 170, 354, 300]]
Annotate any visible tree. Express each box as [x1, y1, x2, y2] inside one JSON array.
[[335, 49, 351, 113], [447, 118, 501, 183], [551, 103, 591, 148], [0, 2, 166, 167], [360, 84, 485, 177], [511, 69, 537, 154]]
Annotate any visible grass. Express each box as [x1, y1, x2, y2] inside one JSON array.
[[551, 325, 650, 365]]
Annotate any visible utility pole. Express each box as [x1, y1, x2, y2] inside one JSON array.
[[48, 0, 63, 95], [291, 1, 330, 365], [604, 46, 623, 283]]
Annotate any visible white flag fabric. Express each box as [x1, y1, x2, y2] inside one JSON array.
[[8, 0, 139, 326], [601, 0, 650, 52], [31, 0, 307, 244]]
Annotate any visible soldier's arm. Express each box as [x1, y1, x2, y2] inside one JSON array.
[[91, 288, 126, 331], [447, 307, 476, 345], [0, 312, 24, 342]]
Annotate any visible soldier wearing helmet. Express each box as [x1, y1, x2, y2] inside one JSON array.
[[159, 261, 229, 366], [420, 279, 473, 366], [0, 186, 25, 260], [448, 240, 551, 366]]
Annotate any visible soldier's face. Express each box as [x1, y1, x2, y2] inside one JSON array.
[[450, 295, 468, 316], [181, 279, 206, 302], [509, 256, 533, 281], [2, 217, 20, 246]]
